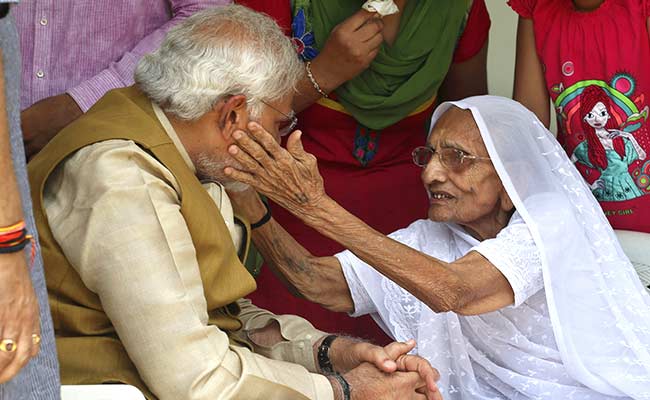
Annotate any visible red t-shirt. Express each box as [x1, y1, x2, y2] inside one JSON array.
[[509, 0, 650, 232]]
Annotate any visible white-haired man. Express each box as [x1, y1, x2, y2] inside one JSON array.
[[27, 5, 440, 400]]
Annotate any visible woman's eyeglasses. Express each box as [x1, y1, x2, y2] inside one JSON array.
[[411, 146, 491, 172], [261, 100, 298, 137]]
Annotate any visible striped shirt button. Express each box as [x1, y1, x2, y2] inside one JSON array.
[[40, 17, 48, 26], [36, 70, 44, 78]]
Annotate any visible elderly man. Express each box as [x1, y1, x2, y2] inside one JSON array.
[[27, 5, 440, 400]]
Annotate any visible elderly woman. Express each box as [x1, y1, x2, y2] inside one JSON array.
[[225, 96, 650, 398], [235, 0, 491, 344]]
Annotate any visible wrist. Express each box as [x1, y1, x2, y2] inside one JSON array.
[[302, 195, 340, 230], [327, 374, 351, 400], [229, 189, 267, 223], [309, 57, 344, 94], [250, 201, 272, 230], [316, 334, 338, 374], [327, 375, 344, 400]]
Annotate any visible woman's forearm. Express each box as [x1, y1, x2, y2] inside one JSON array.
[[232, 191, 354, 312], [251, 218, 354, 313], [300, 196, 472, 313]]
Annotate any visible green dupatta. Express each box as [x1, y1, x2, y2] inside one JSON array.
[[296, 0, 471, 131]]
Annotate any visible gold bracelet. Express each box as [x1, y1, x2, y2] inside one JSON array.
[[305, 61, 328, 98]]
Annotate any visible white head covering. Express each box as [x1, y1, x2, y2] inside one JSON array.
[[432, 96, 650, 397]]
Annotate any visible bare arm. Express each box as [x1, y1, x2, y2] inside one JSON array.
[[513, 17, 550, 128], [230, 190, 354, 313], [295, 196, 514, 315], [437, 40, 489, 102], [226, 125, 515, 315], [0, 48, 41, 382]]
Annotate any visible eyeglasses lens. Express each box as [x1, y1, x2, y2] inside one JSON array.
[[279, 116, 297, 137], [412, 147, 466, 171], [412, 147, 432, 167], [440, 148, 464, 171]]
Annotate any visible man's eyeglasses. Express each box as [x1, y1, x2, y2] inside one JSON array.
[[261, 100, 298, 137], [411, 146, 491, 173]]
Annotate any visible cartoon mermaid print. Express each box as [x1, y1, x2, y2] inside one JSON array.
[[571, 85, 646, 201]]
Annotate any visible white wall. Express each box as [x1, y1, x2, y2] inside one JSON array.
[[486, 1, 518, 98], [485, 1, 557, 133]]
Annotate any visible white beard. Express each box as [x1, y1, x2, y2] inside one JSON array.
[[193, 152, 250, 192]]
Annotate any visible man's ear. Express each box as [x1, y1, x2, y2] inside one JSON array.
[[218, 95, 248, 140]]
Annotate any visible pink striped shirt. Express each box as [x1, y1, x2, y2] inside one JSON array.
[[15, 0, 231, 112]]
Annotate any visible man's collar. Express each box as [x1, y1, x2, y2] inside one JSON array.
[[152, 102, 196, 174]]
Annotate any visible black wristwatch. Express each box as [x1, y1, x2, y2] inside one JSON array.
[[317, 334, 338, 374]]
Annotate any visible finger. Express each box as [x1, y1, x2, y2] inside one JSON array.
[[0, 335, 15, 382], [228, 141, 264, 174], [397, 356, 440, 397], [247, 122, 285, 158], [30, 309, 41, 359], [396, 356, 440, 389], [341, 9, 378, 32], [411, 393, 427, 400], [285, 131, 311, 162], [367, 48, 381, 65], [357, 343, 397, 373], [417, 385, 444, 400], [0, 309, 20, 383], [354, 17, 383, 41], [223, 167, 261, 190], [402, 370, 426, 389], [232, 128, 275, 166], [384, 339, 416, 359], [365, 31, 384, 51], [0, 319, 31, 384], [245, 125, 314, 203]]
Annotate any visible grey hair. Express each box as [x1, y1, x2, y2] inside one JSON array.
[[135, 5, 303, 120]]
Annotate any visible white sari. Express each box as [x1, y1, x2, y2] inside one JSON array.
[[335, 96, 650, 399]]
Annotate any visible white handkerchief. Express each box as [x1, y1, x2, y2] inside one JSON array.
[[362, 0, 399, 16]]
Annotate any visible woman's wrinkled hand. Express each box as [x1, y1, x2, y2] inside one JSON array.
[[225, 122, 326, 216]]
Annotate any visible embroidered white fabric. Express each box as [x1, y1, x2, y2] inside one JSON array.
[[471, 212, 544, 308], [337, 96, 650, 399]]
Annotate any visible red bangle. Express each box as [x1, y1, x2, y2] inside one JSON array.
[[0, 221, 37, 268]]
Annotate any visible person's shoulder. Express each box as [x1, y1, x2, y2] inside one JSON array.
[[66, 139, 147, 169], [507, 0, 567, 20], [61, 139, 175, 188], [389, 219, 452, 250]]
